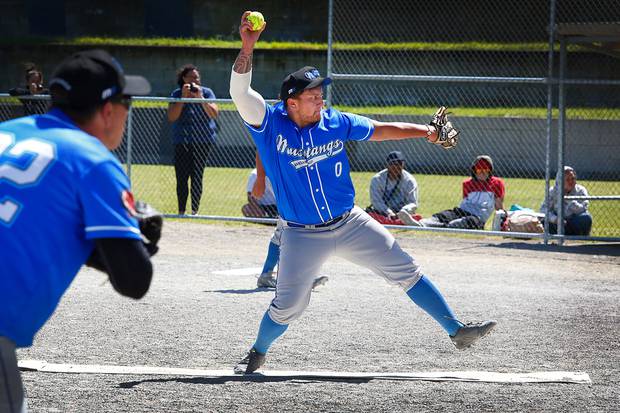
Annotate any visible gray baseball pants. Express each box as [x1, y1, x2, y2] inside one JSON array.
[[0, 337, 27, 413], [269, 206, 422, 324]]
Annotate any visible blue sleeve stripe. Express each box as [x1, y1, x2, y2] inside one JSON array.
[[85, 225, 140, 234], [243, 118, 268, 133]]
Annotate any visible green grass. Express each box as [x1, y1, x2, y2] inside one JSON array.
[[2, 97, 617, 120], [128, 100, 620, 120], [129, 165, 619, 237], [1, 36, 591, 53]]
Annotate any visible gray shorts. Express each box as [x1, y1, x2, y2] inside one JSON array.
[[0, 337, 26, 413], [269, 206, 421, 324]]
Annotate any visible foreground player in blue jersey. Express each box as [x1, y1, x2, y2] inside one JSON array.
[[230, 12, 497, 374], [0, 50, 160, 412]]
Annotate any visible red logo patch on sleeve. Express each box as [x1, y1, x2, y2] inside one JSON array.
[[121, 190, 137, 217]]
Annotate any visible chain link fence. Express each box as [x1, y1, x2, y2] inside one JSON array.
[[327, 0, 619, 241], [108, 97, 259, 219], [552, 0, 620, 239], [0, 0, 618, 241]]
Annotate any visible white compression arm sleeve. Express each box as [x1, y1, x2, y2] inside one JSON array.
[[229, 68, 266, 126]]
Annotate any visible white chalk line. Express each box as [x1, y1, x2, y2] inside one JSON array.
[[211, 267, 265, 276], [18, 360, 591, 384]]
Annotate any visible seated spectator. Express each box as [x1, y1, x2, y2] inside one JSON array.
[[366, 151, 421, 226], [540, 166, 592, 236], [8, 63, 49, 115], [242, 168, 278, 218], [420, 155, 505, 229]]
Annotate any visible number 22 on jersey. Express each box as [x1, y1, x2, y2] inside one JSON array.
[[0, 131, 55, 226]]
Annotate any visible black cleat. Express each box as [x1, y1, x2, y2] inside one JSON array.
[[450, 320, 497, 350], [234, 348, 266, 374]]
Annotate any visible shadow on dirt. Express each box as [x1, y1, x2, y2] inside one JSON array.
[[118, 375, 372, 388], [487, 242, 620, 256]]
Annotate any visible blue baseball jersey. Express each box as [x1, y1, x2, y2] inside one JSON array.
[[245, 102, 374, 225], [0, 109, 141, 347], [170, 86, 218, 144]]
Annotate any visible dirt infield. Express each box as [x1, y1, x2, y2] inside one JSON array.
[[18, 221, 620, 412]]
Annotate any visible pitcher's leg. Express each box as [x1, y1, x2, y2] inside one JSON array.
[[252, 311, 288, 354], [406, 275, 462, 335], [244, 227, 332, 371], [268, 227, 332, 324], [337, 207, 462, 335], [336, 207, 422, 290], [341, 208, 496, 348]]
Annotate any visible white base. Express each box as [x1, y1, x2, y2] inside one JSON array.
[[18, 360, 591, 384]]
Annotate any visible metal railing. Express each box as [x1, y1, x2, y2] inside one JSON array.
[[0, 93, 617, 241]]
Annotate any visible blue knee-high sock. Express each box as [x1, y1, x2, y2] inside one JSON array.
[[252, 311, 289, 355], [261, 241, 280, 274], [406, 275, 463, 336]]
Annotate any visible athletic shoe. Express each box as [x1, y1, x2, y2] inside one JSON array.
[[234, 348, 266, 374], [312, 276, 329, 289], [450, 320, 497, 350], [257, 272, 277, 288], [398, 210, 423, 227], [420, 217, 444, 227]]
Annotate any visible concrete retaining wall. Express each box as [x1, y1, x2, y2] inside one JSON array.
[[119, 108, 618, 180]]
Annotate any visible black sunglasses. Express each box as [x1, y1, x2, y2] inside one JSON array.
[[109, 95, 132, 109]]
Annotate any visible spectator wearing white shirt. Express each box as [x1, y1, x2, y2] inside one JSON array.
[[242, 168, 278, 218]]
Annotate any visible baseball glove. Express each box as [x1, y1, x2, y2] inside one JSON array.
[[428, 106, 460, 149], [85, 201, 163, 272], [134, 201, 163, 255]]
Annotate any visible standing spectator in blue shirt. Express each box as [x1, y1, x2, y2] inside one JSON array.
[[167, 64, 219, 215]]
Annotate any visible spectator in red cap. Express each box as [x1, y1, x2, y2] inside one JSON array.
[[420, 155, 505, 229]]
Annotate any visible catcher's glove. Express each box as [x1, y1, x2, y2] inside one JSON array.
[[134, 201, 163, 255], [85, 201, 163, 272], [428, 106, 459, 149]]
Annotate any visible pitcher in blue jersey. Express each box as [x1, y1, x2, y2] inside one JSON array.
[[0, 50, 157, 412], [230, 12, 497, 374]]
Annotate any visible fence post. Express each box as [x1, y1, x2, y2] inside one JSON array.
[[556, 36, 567, 245], [125, 104, 135, 181], [326, 0, 334, 108], [543, 0, 557, 245]]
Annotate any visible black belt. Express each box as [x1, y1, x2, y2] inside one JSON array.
[[286, 210, 351, 229]]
